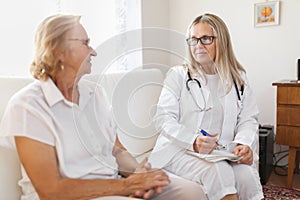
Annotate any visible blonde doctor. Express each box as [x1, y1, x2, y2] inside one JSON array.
[[149, 13, 264, 200]]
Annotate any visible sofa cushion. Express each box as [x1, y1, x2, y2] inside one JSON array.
[[0, 77, 34, 120], [84, 69, 164, 156]]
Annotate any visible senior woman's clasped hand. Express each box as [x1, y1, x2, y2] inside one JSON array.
[[127, 158, 169, 199]]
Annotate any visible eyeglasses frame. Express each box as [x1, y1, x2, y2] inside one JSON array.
[[186, 36, 216, 46], [68, 38, 91, 48]]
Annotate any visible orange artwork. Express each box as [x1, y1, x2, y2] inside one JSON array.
[[254, 1, 280, 27]]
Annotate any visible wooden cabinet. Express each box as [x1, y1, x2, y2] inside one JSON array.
[[273, 81, 300, 188]]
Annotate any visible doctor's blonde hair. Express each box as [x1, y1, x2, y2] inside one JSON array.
[[185, 13, 245, 92]]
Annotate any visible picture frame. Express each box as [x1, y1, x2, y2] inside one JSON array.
[[254, 1, 280, 27]]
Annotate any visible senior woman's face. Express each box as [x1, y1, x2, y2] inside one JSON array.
[[189, 22, 216, 68], [63, 24, 97, 77]]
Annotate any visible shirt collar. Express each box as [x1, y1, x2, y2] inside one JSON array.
[[41, 78, 95, 108], [41, 78, 65, 107]]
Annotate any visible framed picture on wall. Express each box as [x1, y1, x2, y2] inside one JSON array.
[[254, 1, 280, 27]]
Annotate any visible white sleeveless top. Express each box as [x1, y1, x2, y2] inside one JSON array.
[[200, 74, 224, 136]]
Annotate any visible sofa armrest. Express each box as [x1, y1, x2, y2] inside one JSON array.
[[0, 146, 22, 200]]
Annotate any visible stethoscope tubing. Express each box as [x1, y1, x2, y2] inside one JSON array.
[[186, 70, 243, 102], [186, 70, 207, 111]]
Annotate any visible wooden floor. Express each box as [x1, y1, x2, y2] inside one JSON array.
[[267, 168, 300, 189]]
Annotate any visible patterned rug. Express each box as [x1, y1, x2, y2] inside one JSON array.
[[263, 184, 300, 200]]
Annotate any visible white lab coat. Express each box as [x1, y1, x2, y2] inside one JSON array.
[[149, 66, 259, 168]]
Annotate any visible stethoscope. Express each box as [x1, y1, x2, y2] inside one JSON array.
[[186, 70, 244, 111]]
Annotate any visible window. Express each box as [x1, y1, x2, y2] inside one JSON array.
[[0, 0, 141, 77]]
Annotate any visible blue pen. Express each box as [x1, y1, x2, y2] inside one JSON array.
[[199, 129, 213, 137], [199, 129, 221, 147]]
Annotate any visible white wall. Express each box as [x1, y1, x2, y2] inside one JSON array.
[[142, 0, 300, 127], [141, 0, 171, 74]]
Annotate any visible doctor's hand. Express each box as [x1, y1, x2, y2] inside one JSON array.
[[193, 133, 218, 154], [232, 144, 253, 165]]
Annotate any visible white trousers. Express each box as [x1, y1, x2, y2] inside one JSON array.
[[94, 176, 207, 200], [164, 152, 264, 200]]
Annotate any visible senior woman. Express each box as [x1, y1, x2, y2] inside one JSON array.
[[0, 14, 205, 200], [149, 13, 264, 200]]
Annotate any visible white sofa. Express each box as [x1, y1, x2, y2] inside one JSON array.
[[0, 68, 164, 200]]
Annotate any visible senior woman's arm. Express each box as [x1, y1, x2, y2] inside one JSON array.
[[15, 136, 170, 200], [113, 136, 153, 177], [113, 136, 140, 177], [113, 136, 165, 198]]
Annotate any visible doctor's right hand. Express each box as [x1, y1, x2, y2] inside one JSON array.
[[193, 133, 218, 154]]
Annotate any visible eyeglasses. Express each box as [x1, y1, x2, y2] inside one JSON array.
[[186, 36, 216, 46], [68, 38, 91, 48]]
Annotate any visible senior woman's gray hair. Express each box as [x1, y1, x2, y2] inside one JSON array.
[[30, 14, 81, 81]]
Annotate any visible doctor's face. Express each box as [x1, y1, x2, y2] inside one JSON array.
[[189, 22, 216, 69]]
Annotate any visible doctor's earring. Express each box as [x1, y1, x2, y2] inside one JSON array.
[[61, 64, 64, 70]]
